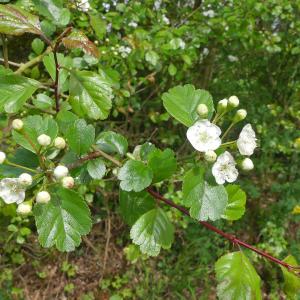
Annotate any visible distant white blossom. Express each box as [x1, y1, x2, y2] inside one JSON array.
[[203, 10, 215, 18], [128, 21, 138, 28], [118, 46, 132, 58], [203, 48, 209, 56], [77, 0, 90, 12], [154, 0, 162, 10], [162, 15, 170, 25], [212, 151, 238, 184], [103, 2, 111, 12], [0, 151, 6, 164], [0, 178, 25, 204], [187, 120, 221, 152], [237, 124, 257, 156], [228, 55, 239, 62]]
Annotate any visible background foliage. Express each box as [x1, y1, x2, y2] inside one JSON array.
[[0, 0, 299, 299]]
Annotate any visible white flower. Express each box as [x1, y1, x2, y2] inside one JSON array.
[[18, 173, 32, 187], [187, 120, 221, 152], [12, 119, 24, 131], [77, 0, 90, 12], [212, 151, 238, 184], [203, 48, 209, 56], [128, 21, 138, 28], [53, 165, 69, 179], [54, 137, 66, 149], [0, 151, 6, 164], [36, 191, 51, 204], [203, 10, 215, 18], [197, 104, 208, 118], [103, 2, 110, 12], [62, 176, 75, 189], [228, 55, 239, 62], [228, 95, 239, 108], [0, 178, 25, 204], [118, 46, 132, 58], [237, 124, 257, 156], [37, 134, 51, 146], [162, 14, 170, 25], [241, 158, 254, 171], [204, 150, 217, 162], [17, 202, 32, 215]]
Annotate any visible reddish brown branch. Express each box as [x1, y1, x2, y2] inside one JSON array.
[[147, 188, 300, 272]]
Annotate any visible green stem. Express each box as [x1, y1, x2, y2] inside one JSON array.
[[221, 140, 236, 147], [1, 34, 9, 69], [15, 47, 52, 75], [6, 161, 39, 174], [222, 123, 236, 140]]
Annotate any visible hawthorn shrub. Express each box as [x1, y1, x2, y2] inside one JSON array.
[[0, 1, 300, 299]]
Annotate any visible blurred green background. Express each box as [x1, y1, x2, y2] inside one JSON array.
[[0, 0, 300, 299]]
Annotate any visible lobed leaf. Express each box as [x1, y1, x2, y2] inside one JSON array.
[[215, 251, 262, 300], [130, 208, 174, 256], [162, 84, 214, 126], [34, 188, 92, 252]]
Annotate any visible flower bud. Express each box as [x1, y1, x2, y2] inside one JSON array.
[[197, 104, 208, 118], [0, 151, 6, 164], [62, 176, 74, 189], [217, 99, 228, 113], [204, 150, 217, 162], [294, 137, 300, 150], [17, 202, 32, 215], [54, 137, 66, 149], [241, 158, 254, 171], [12, 119, 24, 131], [36, 191, 51, 204], [53, 165, 69, 179], [228, 95, 239, 108], [37, 134, 51, 146], [18, 173, 32, 186], [233, 109, 247, 123]]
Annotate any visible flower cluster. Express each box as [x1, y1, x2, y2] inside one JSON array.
[[186, 96, 257, 185], [0, 120, 75, 215]]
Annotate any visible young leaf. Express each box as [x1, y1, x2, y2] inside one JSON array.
[[118, 160, 153, 192], [130, 208, 174, 256], [89, 14, 107, 40], [62, 30, 100, 58], [31, 38, 45, 55], [0, 74, 39, 113], [119, 190, 156, 226], [148, 148, 177, 183], [66, 119, 95, 155], [12, 115, 58, 153], [87, 158, 106, 179], [215, 252, 262, 300], [32, 93, 54, 110], [182, 167, 228, 221], [0, 4, 42, 36], [32, 0, 70, 27], [162, 84, 214, 126], [222, 185, 246, 221], [280, 255, 300, 298], [56, 110, 78, 134], [96, 131, 128, 156], [69, 70, 113, 120], [34, 188, 92, 252]]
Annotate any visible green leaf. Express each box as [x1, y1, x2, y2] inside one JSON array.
[[32, 0, 70, 27], [32, 93, 54, 110], [162, 84, 214, 126], [130, 208, 174, 256], [96, 131, 128, 156], [62, 30, 99, 58], [31, 38, 45, 55], [119, 190, 156, 226], [87, 158, 106, 179], [280, 255, 300, 299], [145, 50, 159, 66], [65, 119, 95, 155], [0, 74, 39, 113], [215, 252, 262, 300], [182, 167, 227, 221], [0, 4, 42, 36], [118, 160, 153, 192], [69, 70, 113, 120], [56, 110, 78, 134], [34, 188, 92, 252], [148, 148, 177, 183], [89, 14, 107, 40], [222, 185, 246, 221], [12, 115, 58, 153]]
